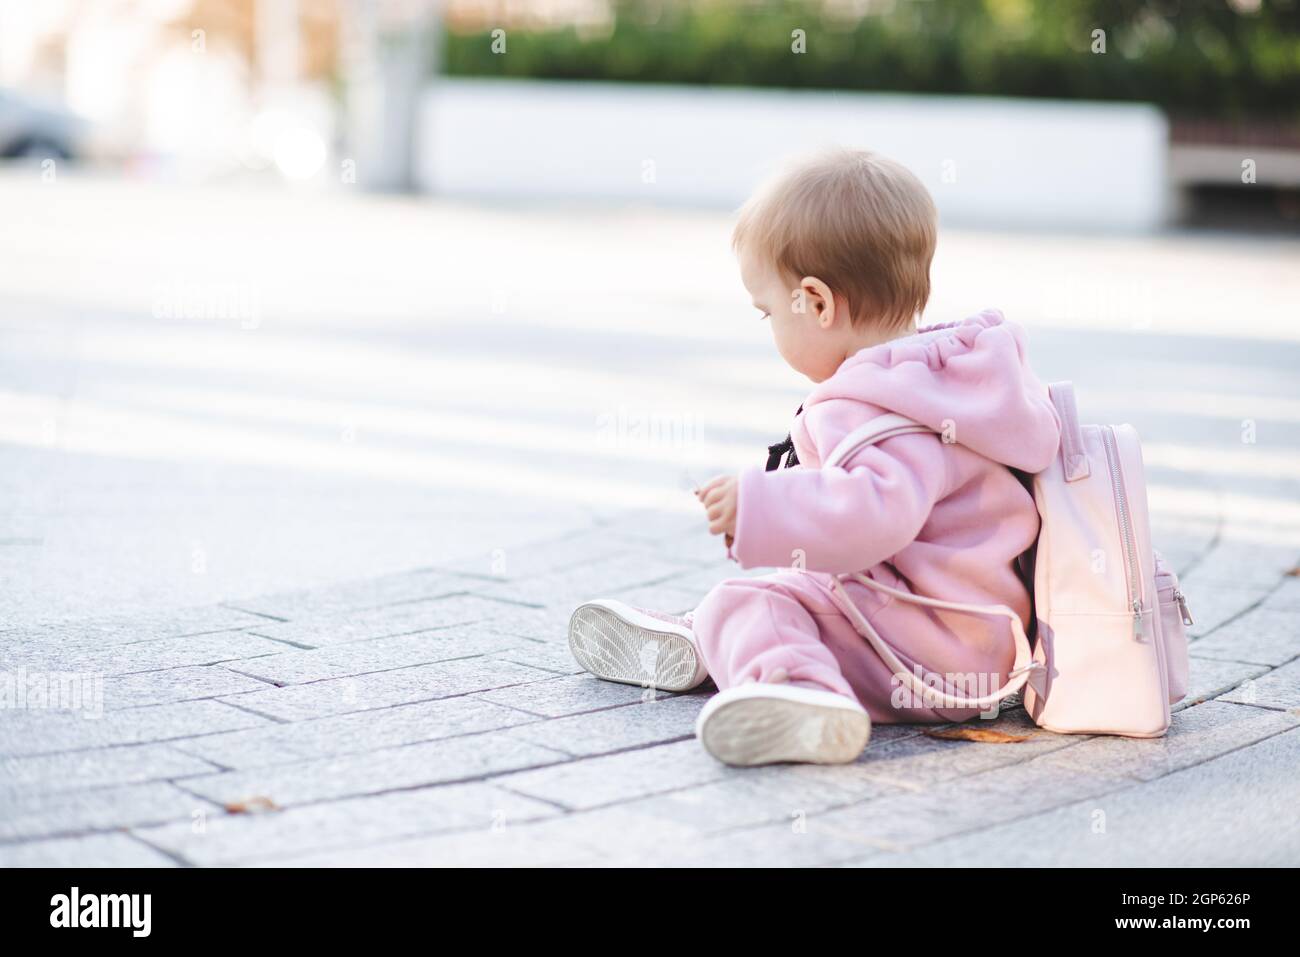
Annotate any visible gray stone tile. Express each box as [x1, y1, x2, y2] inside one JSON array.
[[1034, 700, 1300, 781], [263, 821, 599, 867], [1176, 655, 1270, 710], [478, 673, 658, 718], [497, 739, 729, 810], [810, 756, 1131, 853], [856, 725, 1300, 866], [225, 570, 468, 620], [135, 782, 561, 865], [1150, 523, 1218, 574], [450, 601, 573, 643], [847, 708, 1077, 792], [1178, 542, 1299, 589], [1182, 582, 1272, 638], [0, 699, 269, 759], [1261, 576, 1300, 611], [1218, 658, 1300, 710], [245, 594, 523, 649], [2, 630, 290, 676], [477, 804, 706, 861], [0, 832, 179, 867], [8, 605, 269, 646], [611, 819, 878, 867], [102, 665, 273, 710], [473, 554, 696, 607], [616, 763, 901, 835], [1188, 606, 1300, 666], [1, 744, 218, 797], [220, 656, 556, 722], [607, 582, 707, 616], [649, 562, 770, 600], [505, 693, 705, 757], [176, 732, 567, 807], [432, 530, 632, 583], [0, 781, 206, 841], [173, 695, 538, 770], [489, 642, 585, 676], [228, 628, 527, 685], [598, 509, 708, 546]]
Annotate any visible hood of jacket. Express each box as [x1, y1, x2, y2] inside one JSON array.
[[801, 309, 1060, 473]]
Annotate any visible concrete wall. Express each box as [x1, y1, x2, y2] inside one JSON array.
[[416, 78, 1170, 232]]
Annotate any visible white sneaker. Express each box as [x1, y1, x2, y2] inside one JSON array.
[[568, 599, 710, 693], [695, 683, 871, 766]]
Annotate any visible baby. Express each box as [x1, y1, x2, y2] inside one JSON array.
[[569, 149, 1061, 766]]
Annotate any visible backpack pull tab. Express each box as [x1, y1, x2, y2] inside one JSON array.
[[1132, 599, 1144, 640], [1174, 590, 1194, 626]]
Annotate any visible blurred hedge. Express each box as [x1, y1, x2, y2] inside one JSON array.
[[442, 0, 1300, 120]]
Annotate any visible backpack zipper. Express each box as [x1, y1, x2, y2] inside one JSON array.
[[1173, 589, 1194, 626], [1101, 427, 1144, 639]]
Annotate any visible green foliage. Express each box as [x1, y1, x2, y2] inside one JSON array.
[[442, 0, 1300, 119]]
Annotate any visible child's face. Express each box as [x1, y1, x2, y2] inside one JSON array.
[[739, 245, 850, 384]]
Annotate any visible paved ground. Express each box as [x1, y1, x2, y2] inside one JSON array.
[[2, 173, 1299, 866]]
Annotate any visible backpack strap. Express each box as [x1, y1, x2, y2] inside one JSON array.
[[827, 574, 1040, 710], [823, 413, 938, 469], [815, 411, 1044, 709], [1049, 381, 1090, 482]]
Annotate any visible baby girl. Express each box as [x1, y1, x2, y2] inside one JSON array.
[[568, 149, 1061, 766]]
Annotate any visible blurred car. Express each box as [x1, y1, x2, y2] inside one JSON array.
[[0, 88, 88, 160]]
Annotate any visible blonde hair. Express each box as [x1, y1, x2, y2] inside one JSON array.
[[733, 149, 937, 332]]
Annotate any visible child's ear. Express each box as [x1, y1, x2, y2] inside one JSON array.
[[801, 276, 837, 328]]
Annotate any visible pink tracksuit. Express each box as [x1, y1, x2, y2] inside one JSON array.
[[691, 310, 1062, 724]]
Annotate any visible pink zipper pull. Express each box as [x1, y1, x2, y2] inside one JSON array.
[[1132, 599, 1145, 640], [1174, 590, 1194, 626]]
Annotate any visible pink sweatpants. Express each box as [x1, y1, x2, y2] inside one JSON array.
[[690, 570, 1013, 725]]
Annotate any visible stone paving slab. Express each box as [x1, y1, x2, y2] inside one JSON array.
[[1185, 605, 1299, 666], [224, 570, 471, 621], [850, 726, 1300, 867], [2, 743, 219, 798], [171, 695, 540, 770], [1, 781, 208, 842], [4, 630, 294, 677], [0, 832, 180, 868], [503, 693, 706, 757], [1217, 658, 1300, 710], [174, 731, 568, 808], [7, 605, 272, 646], [1031, 700, 1300, 782], [472, 553, 700, 608], [256, 821, 599, 867], [133, 782, 560, 866], [217, 655, 557, 722], [478, 672, 660, 718], [1260, 576, 1300, 610], [242, 594, 526, 649], [0, 699, 271, 759], [101, 665, 275, 711], [3, 511, 1298, 866], [487, 642, 586, 676], [1178, 655, 1270, 709], [1183, 582, 1273, 638], [228, 628, 528, 685], [495, 739, 731, 811]]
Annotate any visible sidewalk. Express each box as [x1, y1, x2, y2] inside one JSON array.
[[2, 510, 1298, 866], [1, 176, 1298, 865]]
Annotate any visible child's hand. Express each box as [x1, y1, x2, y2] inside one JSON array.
[[696, 474, 738, 540]]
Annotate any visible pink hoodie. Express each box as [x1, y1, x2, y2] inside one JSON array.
[[730, 310, 1061, 675]]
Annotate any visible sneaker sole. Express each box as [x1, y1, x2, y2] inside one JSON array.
[[568, 600, 704, 693], [697, 689, 871, 766]]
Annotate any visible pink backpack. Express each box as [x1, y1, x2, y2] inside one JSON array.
[[820, 381, 1193, 737]]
